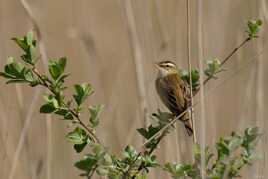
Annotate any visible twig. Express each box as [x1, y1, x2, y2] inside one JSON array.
[[142, 104, 195, 148], [202, 37, 251, 86], [87, 165, 98, 179]]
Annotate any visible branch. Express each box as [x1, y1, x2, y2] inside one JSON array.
[[202, 37, 251, 86], [87, 165, 98, 179], [142, 109, 189, 148], [32, 68, 100, 144]]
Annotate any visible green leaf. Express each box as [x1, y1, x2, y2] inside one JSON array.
[[55, 108, 73, 120], [1, 57, 40, 87], [4, 57, 25, 77], [73, 83, 94, 106], [66, 128, 90, 153], [216, 138, 230, 160], [0, 71, 15, 79], [48, 57, 67, 80], [180, 69, 200, 91], [63, 112, 73, 120], [152, 109, 173, 126], [12, 37, 28, 52], [142, 154, 159, 168], [48, 61, 61, 80], [6, 79, 28, 84], [247, 19, 262, 39], [92, 143, 104, 156], [103, 153, 113, 165], [74, 142, 88, 153], [204, 58, 222, 78], [164, 163, 178, 177], [26, 31, 34, 45], [89, 104, 104, 127], [244, 127, 260, 145], [58, 57, 67, 72], [24, 69, 38, 84], [137, 125, 160, 140], [228, 135, 243, 151], [75, 155, 98, 172], [96, 167, 109, 176], [123, 145, 138, 163], [11, 31, 37, 65], [66, 127, 88, 145], [40, 103, 56, 113], [164, 163, 196, 178], [42, 95, 60, 110]]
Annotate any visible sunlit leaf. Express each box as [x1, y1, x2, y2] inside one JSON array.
[[73, 83, 94, 106], [89, 104, 104, 128], [66, 127, 88, 145]]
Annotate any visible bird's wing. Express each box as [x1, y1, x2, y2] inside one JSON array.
[[155, 74, 190, 115], [155, 74, 193, 135], [165, 74, 188, 113]]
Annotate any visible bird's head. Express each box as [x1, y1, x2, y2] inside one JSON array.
[[155, 60, 178, 77]]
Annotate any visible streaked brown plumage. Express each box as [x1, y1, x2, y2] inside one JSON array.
[[155, 61, 193, 136]]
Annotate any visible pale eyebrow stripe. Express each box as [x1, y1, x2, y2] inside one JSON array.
[[165, 62, 176, 67]]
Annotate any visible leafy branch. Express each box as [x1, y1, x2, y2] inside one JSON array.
[[186, 19, 262, 91], [0, 31, 103, 178], [3, 34, 99, 143], [164, 127, 261, 179], [0, 31, 159, 179], [0, 19, 262, 179]]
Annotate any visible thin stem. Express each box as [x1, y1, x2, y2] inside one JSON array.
[[142, 105, 195, 148], [202, 37, 251, 86], [87, 165, 98, 179], [186, 0, 196, 143], [77, 115, 100, 143]]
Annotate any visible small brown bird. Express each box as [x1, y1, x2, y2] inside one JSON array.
[[155, 60, 193, 136]]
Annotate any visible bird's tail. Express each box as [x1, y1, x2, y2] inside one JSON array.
[[184, 122, 193, 136], [181, 112, 193, 136]]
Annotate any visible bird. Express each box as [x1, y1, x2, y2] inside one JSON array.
[[155, 60, 193, 136]]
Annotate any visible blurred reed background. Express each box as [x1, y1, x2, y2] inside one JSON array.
[[0, 0, 268, 178]]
